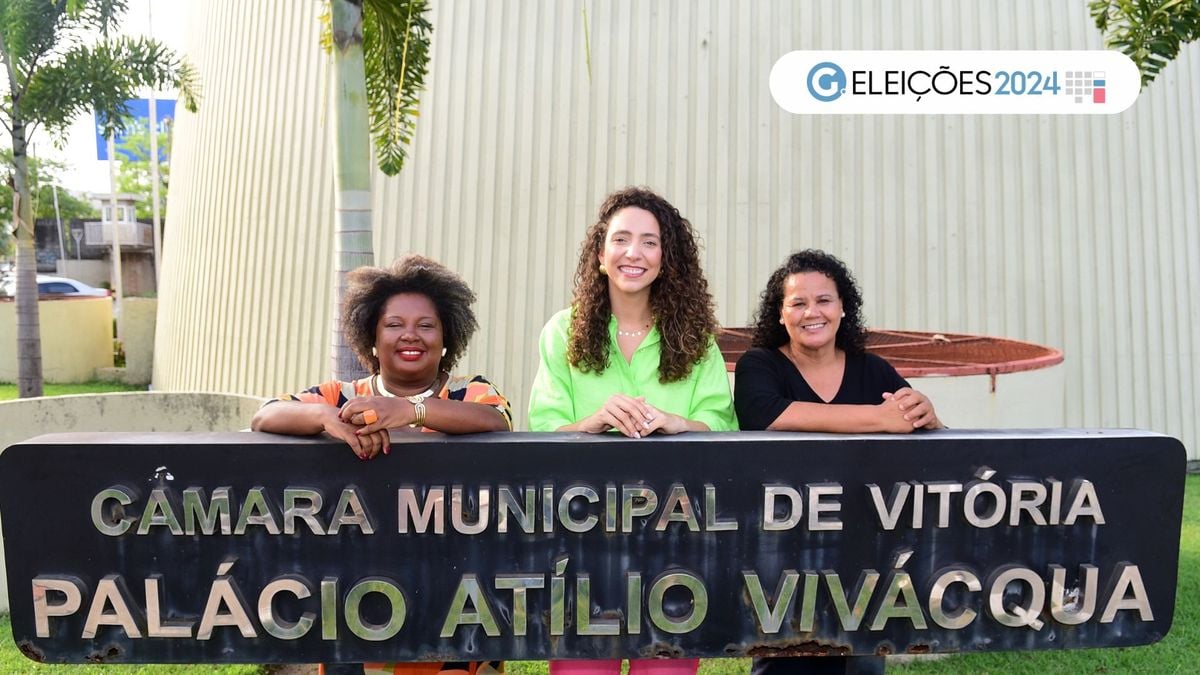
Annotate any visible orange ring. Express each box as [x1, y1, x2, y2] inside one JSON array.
[[362, 409, 378, 425]]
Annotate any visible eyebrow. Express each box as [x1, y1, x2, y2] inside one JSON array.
[[383, 315, 438, 321], [610, 230, 659, 239]]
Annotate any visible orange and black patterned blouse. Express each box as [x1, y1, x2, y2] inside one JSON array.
[[279, 373, 513, 431]]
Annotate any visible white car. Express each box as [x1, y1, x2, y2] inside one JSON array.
[[0, 274, 111, 297]]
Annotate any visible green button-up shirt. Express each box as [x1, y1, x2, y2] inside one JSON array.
[[528, 308, 737, 431]]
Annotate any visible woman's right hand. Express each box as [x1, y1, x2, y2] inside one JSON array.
[[321, 408, 391, 459], [885, 388, 944, 429], [875, 394, 917, 434], [578, 394, 657, 437]]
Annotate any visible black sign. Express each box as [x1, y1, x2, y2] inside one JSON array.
[[0, 430, 1186, 663]]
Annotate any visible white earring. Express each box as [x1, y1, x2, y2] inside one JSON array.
[[841, 311, 846, 318], [371, 346, 377, 357], [441, 347, 448, 357]]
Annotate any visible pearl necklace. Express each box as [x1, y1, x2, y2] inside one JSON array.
[[374, 373, 439, 401], [617, 324, 650, 338]]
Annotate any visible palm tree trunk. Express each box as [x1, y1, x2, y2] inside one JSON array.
[[12, 117, 43, 398], [330, 0, 374, 381]]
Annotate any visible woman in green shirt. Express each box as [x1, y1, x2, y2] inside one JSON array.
[[529, 186, 735, 438], [528, 186, 735, 675]]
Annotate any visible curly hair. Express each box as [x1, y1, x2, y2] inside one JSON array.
[[750, 249, 867, 354], [568, 186, 718, 383], [341, 255, 479, 374]]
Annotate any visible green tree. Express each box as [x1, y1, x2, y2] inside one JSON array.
[[0, 153, 96, 258], [114, 121, 170, 220], [0, 153, 97, 224], [1091, 0, 1200, 87], [323, 0, 431, 380], [1, 0, 198, 397], [36, 183, 96, 221]]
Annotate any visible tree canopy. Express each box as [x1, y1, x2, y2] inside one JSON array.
[[0, 154, 93, 257], [1091, 0, 1200, 87]]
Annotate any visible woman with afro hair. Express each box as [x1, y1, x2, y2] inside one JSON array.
[[254, 254, 511, 459]]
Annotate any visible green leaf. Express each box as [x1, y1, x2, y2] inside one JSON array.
[[1089, 0, 1200, 88], [362, 0, 432, 176]]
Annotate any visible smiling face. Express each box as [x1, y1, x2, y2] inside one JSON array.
[[780, 271, 844, 354], [374, 292, 444, 385], [598, 206, 663, 297]]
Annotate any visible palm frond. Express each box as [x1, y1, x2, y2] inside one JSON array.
[[176, 57, 201, 113], [71, 0, 129, 37], [1089, 0, 1200, 88], [363, 0, 431, 176], [23, 35, 197, 138], [0, 0, 69, 83]]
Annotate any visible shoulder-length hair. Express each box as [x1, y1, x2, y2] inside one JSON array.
[[568, 186, 718, 383], [750, 249, 867, 354]]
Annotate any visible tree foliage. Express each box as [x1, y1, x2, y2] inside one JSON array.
[[321, 0, 432, 176], [114, 122, 170, 219], [0, 153, 92, 257], [0, 153, 96, 227], [1, 1, 200, 138], [1091, 0, 1200, 87]]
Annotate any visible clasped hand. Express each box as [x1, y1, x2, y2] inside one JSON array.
[[320, 397, 418, 460], [580, 394, 689, 437], [879, 387, 943, 432]]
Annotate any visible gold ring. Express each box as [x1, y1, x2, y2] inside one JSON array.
[[362, 409, 378, 425]]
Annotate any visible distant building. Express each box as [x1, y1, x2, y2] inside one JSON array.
[[35, 193, 156, 295]]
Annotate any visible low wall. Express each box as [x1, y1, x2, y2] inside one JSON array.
[[909, 365, 1067, 428], [121, 297, 157, 384], [0, 391, 267, 612], [55, 260, 109, 288], [0, 296, 113, 382]]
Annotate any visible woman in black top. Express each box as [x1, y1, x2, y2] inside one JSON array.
[[735, 249, 944, 432], [735, 250, 944, 675]]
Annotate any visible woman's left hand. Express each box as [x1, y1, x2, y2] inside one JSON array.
[[339, 396, 417, 432], [884, 388, 945, 429]]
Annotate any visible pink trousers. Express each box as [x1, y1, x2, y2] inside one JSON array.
[[548, 659, 700, 675]]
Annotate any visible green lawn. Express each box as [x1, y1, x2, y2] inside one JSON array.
[[0, 380, 146, 401], [0, 614, 258, 674], [3, 477, 1196, 673]]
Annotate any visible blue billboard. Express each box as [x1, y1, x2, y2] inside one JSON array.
[[94, 98, 176, 161]]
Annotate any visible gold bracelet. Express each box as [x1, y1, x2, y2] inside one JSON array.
[[410, 400, 426, 428]]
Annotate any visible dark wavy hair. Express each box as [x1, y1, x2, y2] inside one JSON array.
[[750, 249, 867, 354], [341, 255, 478, 374], [568, 187, 718, 383]]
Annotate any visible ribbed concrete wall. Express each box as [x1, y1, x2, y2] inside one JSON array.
[[157, 1, 1200, 458]]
